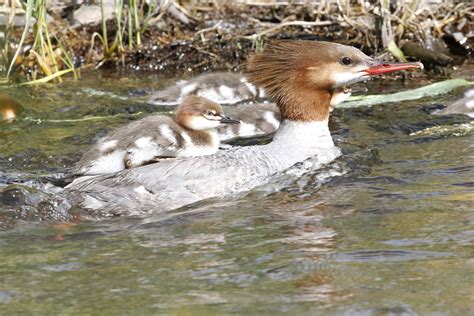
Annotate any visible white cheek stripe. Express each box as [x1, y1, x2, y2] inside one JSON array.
[[332, 72, 364, 87], [187, 116, 220, 131]]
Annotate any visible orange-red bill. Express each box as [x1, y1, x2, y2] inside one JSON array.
[[364, 60, 424, 76]]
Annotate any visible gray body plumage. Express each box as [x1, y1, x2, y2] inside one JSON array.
[[66, 121, 340, 216]]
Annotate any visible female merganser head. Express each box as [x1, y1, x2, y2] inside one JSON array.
[[246, 40, 423, 122], [73, 96, 239, 175], [67, 40, 423, 216], [149, 72, 265, 106]]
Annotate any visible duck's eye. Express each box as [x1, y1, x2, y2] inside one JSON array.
[[341, 57, 353, 66], [206, 110, 214, 116]]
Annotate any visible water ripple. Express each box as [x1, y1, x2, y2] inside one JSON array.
[[332, 249, 454, 263]]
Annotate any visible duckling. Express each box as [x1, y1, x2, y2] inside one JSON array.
[[73, 96, 239, 175], [217, 102, 281, 140], [148, 72, 265, 106]]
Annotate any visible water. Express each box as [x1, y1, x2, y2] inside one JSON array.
[[0, 71, 473, 314]]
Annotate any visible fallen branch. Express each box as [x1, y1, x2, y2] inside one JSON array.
[[338, 79, 473, 109]]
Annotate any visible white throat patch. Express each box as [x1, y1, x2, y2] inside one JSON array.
[[330, 91, 352, 108], [331, 65, 367, 87]]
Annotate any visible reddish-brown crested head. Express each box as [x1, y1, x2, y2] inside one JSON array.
[[246, 40, 423, 122]]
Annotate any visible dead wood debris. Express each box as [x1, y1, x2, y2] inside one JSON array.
[[6, 0, 474, 78]]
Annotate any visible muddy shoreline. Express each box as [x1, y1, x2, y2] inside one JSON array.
[[2, 1, 472, 81]]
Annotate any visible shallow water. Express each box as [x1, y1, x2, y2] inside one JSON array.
[[0, 71, 473, 314]]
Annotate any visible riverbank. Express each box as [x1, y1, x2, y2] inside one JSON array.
[[1, 1, 472, 82]]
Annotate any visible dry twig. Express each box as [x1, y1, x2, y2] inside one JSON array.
[[244, 20, 333, 40]]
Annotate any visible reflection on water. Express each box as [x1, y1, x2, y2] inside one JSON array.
[[0, 72, 473, 314]]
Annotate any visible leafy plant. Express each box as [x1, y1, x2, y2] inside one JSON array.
[[3, 0, 77, 84], [94, 0, 159, 62]]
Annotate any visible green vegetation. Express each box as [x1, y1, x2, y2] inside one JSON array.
[[3, 0, 77, 84], [1, 0, 159, 84], [0, 1, 471, 84]]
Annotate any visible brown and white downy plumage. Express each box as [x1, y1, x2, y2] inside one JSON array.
[[67, 40, 423, 215], [74, 96, 239, 175], [217, 102, 281, 140], [148, 71, 281, 139]]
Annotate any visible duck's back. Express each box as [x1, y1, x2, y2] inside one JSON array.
[[68, 145, 283, 215]]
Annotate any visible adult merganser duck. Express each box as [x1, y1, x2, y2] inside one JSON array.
[[73, 96, 239, 175], [434, 88, 474, 118], [148, 71, 265, 106], [67, 41, 423, 215]]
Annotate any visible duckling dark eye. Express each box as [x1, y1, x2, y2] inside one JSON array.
[[341, 57, 353, 66], [206, 110, 214, 116]]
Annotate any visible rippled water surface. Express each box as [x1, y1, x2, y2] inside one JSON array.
[[0, 71, 473, 315]]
